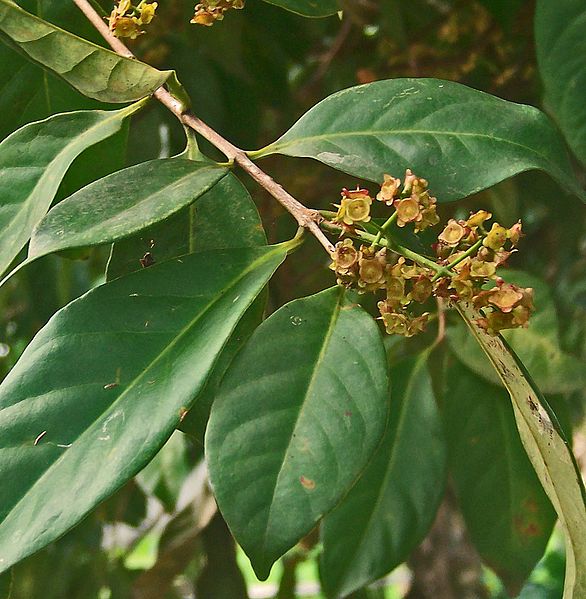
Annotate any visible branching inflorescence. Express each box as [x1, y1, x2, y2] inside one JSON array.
[[326, 170, 534, 337]]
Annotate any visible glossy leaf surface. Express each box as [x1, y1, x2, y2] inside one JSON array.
[[29, 159, 229, 259], [206, 287, 390, 579], [0, 104, 141, 279], [0, 0, 170, 103], [257, 79, 585, 202], [536, 0, 586, 165], [456, 302, 586, 599], [105, 172, 265, 277], [261, 0, 338, 17], [0, 244, 289, 573], [448, 271, 586, 394], [320, 355, 446, 598], [445, 363, 556, 593]]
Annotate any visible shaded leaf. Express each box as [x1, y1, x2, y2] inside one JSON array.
[[448, 271, 586, 394], [29, 159, 229, 259], [255, 79, 585, 202], [0, 0, 170, 103], [261, 0, 339, 17], [195, 514, 249, 599], [535, 0, 586, 166], [0, 103, 142, 280], [206, 287, 390, 579], [455, 302, 586, 598], [320, 354, 446, 598], [445, 362, 556, 593], [0, 243, 290, 572]]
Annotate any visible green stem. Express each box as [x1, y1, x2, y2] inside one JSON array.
[[371, 211, 398, 248], [430, 237, 484, 282], [320, 221, 453, 276]]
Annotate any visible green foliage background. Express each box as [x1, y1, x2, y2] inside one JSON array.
[[0, 0, 585, 598]]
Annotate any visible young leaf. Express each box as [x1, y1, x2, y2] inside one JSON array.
[[261, 0, 339, 17], [456, 302, 586, 599], [0, 103, 142, 280], [206, 287, 390, 580], [320, 354, 446, 598], [0, 244, 290, 573], [445, 363, 556, 593], [28, 159, 229, 259], [448, 271, 586, 394], [535, 0, 586, 166], [254, 79, 585, 202], [0, 0, 171, 103]]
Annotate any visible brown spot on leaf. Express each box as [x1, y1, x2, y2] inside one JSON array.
[[179, 407, 188, 422], [300, 475, 316, 490], [527, 396, 538, 412], [344, 410, 353, 417]]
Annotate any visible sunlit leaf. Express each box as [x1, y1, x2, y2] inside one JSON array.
[[0, 0, 170, 103], [0, 103, 142, 280], [255, 79, 585, 202], [29, 160, 229, 259]]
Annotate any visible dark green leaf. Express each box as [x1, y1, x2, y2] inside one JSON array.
[[106, 173, 266, 280], [456, 302, 586, 598], [320, 355, 446, 598], [261, 0, 339, 17], [0, 103, 142, 280], [206, 287, 390, 579], [28, 159, 229, 259], [447, 271, 586, 394], [0, 243, 290, 572], [195, 515, 249, 599], [445, 363, 556, 593], [0, 0, 170, 103], [535, 0, 586, 165], [255, 79, 585, 202]]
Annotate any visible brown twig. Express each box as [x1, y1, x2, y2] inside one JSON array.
[[72, 0, 334, 255]]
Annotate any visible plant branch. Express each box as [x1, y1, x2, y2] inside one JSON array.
[[72, 0, 334, 255]]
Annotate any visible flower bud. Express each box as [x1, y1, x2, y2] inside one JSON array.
[[466, 210, 492, 228], [483, 223, 507, 251]]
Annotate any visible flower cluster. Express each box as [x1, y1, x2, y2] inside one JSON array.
[[108, 0, 157, 39], [376, 169, 440, 231], [191, 0, 245, 26], [329, 170, 534, 337]]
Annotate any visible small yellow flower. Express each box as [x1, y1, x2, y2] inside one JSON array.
[[138, 1, 157, 24], [438, 219, 466, 246], [334, 189, 372, 226]]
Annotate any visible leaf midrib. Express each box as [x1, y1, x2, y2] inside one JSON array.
[[31, 165, 227, 256], [261, 288, 344, 560], [0, 247, 280, 525], [264, 129, 558, 170]]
